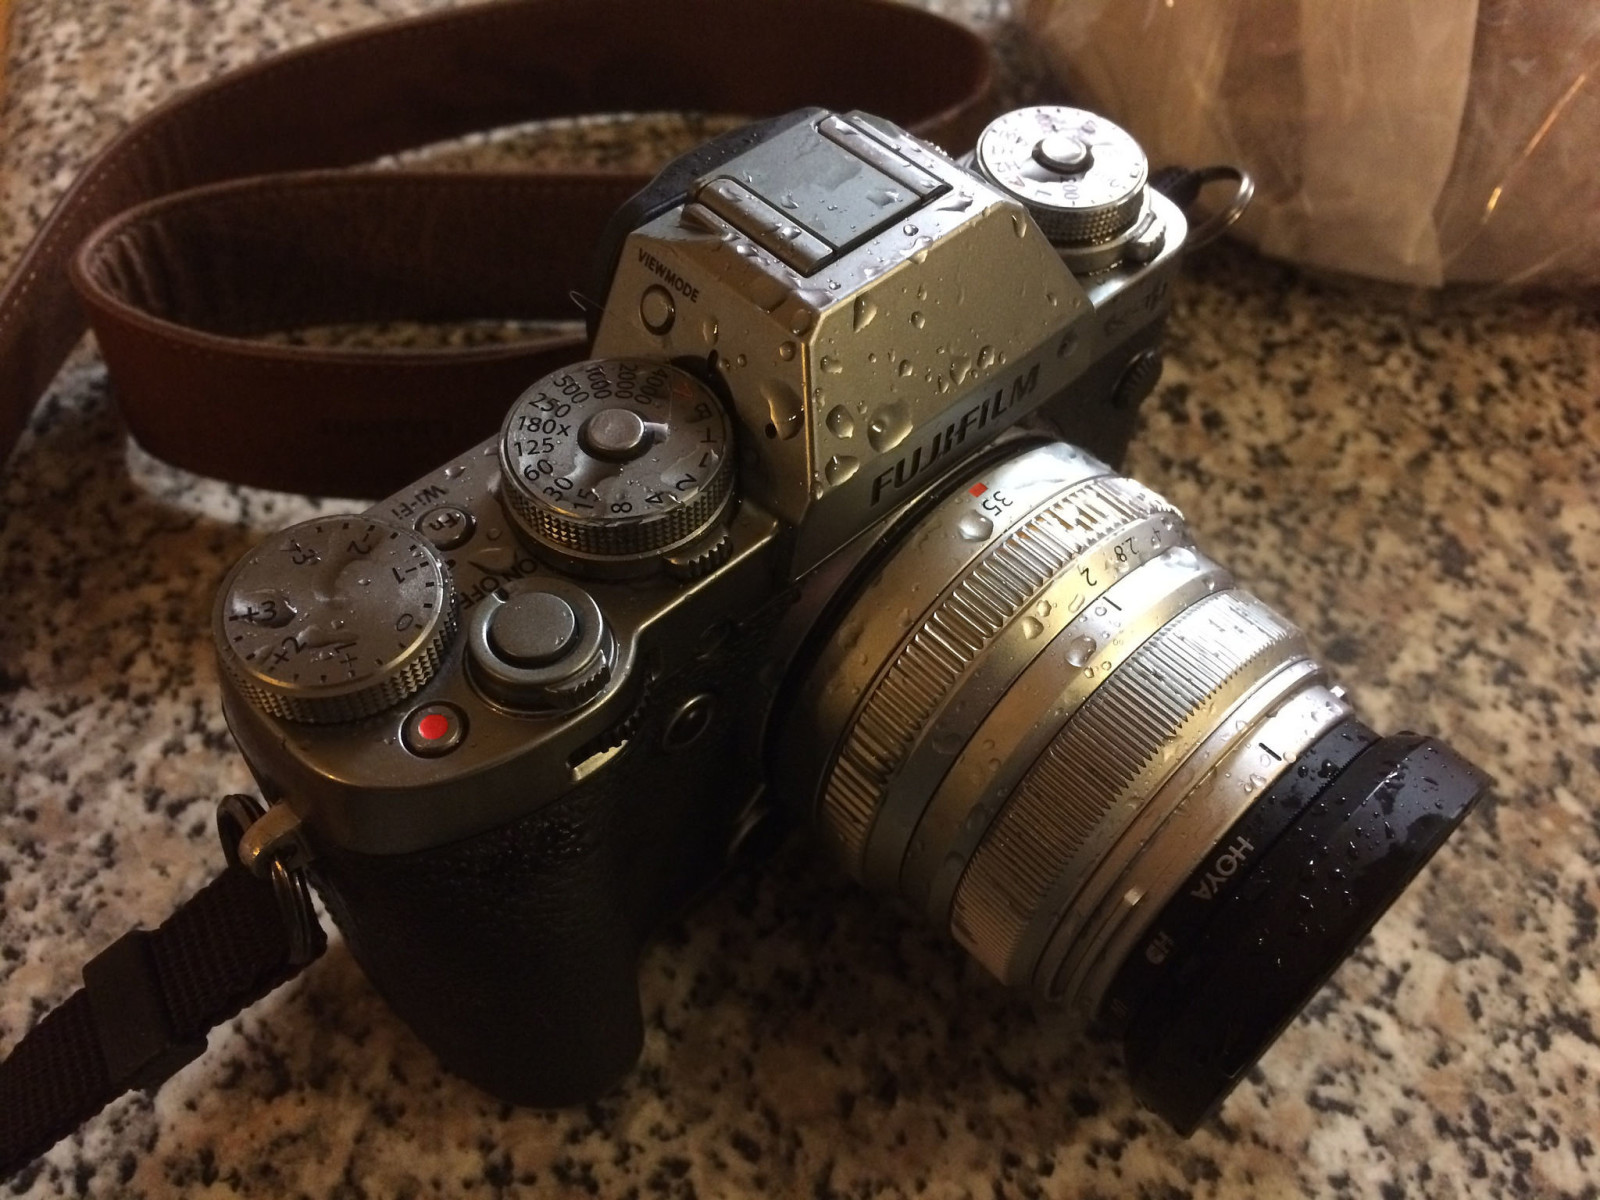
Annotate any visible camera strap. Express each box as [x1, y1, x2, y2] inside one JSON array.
[[0, 0, 992, 497], [0, 0, 991, 1178]]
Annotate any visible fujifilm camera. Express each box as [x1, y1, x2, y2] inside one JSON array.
[[213, 106, 1488, 1132]]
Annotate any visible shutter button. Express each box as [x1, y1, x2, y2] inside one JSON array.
[[489, 591, 578, 665], [467, 580, 613, 711]]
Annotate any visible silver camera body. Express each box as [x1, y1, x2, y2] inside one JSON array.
[[213, 107, 1483, 1129]]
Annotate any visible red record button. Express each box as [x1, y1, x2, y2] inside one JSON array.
[[402, 703, 466, 757]]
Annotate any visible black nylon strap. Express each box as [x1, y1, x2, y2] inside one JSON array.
[[0, 865, 326, 1179]]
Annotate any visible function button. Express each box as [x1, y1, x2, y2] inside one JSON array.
[[415, 505, 476, 551], [402, 702, 467, 757], [639, 285, 677, 335], [487, 591, 578, 667]]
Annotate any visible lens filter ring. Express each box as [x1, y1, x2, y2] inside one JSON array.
[[1091, 718, 1380, 1036], [1121, 729, 1491, 1133]]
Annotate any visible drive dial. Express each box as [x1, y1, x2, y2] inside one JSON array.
[[498, 359, 734, 575], [215, 516, 457, 723]]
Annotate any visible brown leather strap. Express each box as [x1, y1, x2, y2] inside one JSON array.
[[0, 0, 993, 496]]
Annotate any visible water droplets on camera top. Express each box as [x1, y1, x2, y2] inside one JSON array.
[[867, 401, 913, 452]]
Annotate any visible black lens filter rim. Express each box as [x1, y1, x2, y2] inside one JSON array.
[[1120, 727, 1491, 1134], [1095, 717, 1382, 1037]]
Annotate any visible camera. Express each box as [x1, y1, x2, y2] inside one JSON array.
[[212, 106, 1488, 1132]]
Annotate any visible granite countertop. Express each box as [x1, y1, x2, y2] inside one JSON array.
[[1, 1, 1597, 1198]]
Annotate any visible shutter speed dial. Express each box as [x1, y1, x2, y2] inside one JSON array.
[[498, 359, 735, 577], [215, 517, 457, 724]]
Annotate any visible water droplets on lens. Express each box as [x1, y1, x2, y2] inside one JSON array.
[[1065, 635, 1098, 668], [957, 513, 994, 541]]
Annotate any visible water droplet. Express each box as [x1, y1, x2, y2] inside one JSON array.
[[950, 355, 973, 385], [1246, 773, 1267, 791], [902, 223, 919, 236], [934, 376, 950, 394], [836, 622, 862, 650], [867, 188, 904, 206], [1045, 292, 1059, 307], [852, 295, 878, 332], [1034, 599, 1053, 620], [777, 341, 796, 361], [760, 380, 804, 440], [735, 243, 759, 257], [1011, 212, 1029, 238], [867, 352, 878, 363], [957, 512, 994, 541], [821, 355, 844, 375], [790, 308, 815, 336], [702, 318, 719, 344], [824, 454, 859, 486], [1020, 616, 1045, 639], [897, 359, 914, 377], [976, 345, 995, 370], [937, 192, 974, 212], [779, 192, 799, 210], [932, 729, 964, 755], [735, 353, 748, 368], [910, 311, 926, 329], [866, 401, 912, 452], [826, 406, 855, 439], [1065, 635, 1098, 667]]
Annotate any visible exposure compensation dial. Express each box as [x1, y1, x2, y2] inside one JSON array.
[[215, 517, 457, 724], [498, 359, 735, 577]]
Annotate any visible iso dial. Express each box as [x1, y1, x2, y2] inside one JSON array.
[[975, 106, 1149, 247], [498, 359, 734, 574], [215, 517, 457, 724]]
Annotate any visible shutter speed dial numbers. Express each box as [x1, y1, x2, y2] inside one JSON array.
[[215, 517, 457, 724], [498, 359, 735, 577]]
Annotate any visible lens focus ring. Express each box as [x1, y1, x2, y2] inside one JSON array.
[[950, 590, 1309, 983], [820, 473, 1179, 867]]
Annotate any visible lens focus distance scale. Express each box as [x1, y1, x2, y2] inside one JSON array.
[[951, 590, 1310, 983], [499, 359, 734, 573], [822, 472, 1181, 866]]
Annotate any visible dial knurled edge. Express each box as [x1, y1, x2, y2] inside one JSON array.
[[221, 585, 459, 725]]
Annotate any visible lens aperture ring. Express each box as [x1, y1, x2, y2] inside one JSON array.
[[951, 590, 1310, 984], [821, 473, 1180, 868]]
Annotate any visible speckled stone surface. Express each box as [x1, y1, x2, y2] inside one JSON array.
[[1, 2, 1598, 1198]]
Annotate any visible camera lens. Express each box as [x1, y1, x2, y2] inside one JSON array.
[[778, 440, 1487, 1131]]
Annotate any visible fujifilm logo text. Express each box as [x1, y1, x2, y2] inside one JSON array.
[[870, 364, 1040, 505]]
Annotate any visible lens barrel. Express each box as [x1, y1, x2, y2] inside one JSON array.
[[780, 440, 1489, 1132]]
